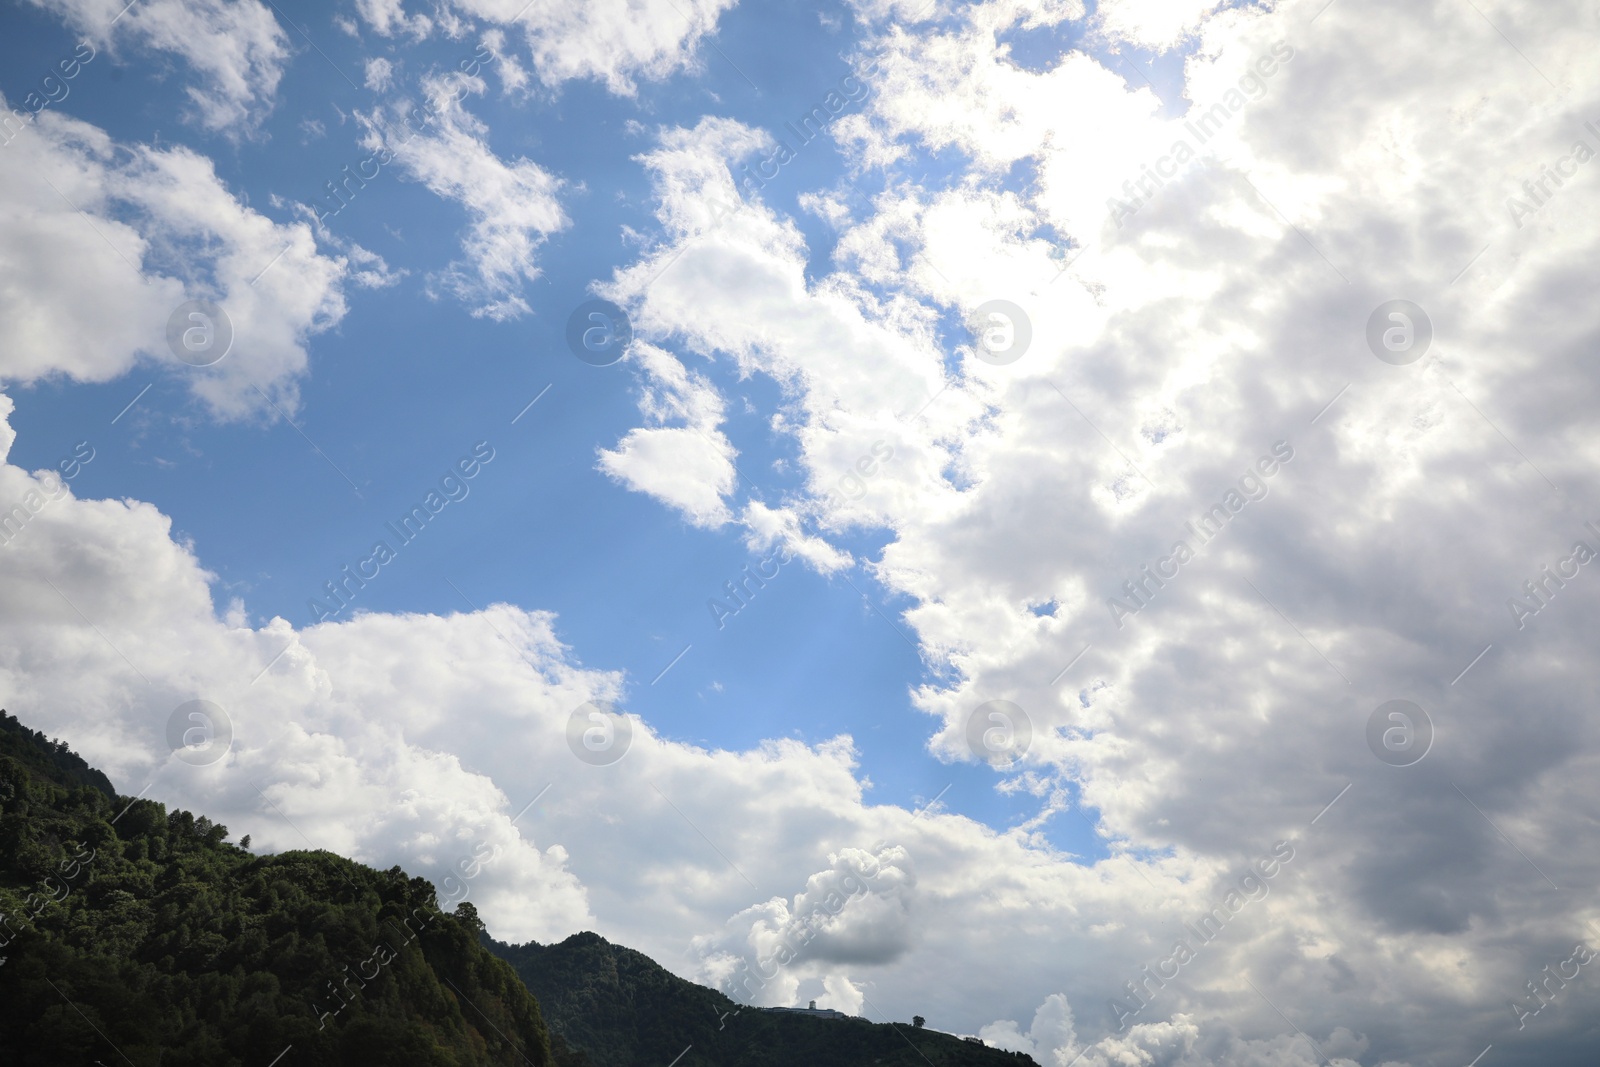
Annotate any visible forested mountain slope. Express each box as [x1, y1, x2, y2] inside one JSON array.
[[0, 708, 556, 1067], [490, 930, 1039, 1067], [0, 708, 1032, 1067]]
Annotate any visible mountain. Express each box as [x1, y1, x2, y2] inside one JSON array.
[[487, 931, 1039, 1067], [0, 708, 1031, 1067], [0, 708, 557, 1066]]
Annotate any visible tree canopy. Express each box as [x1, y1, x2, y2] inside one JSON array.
[[0, 708, 554, 1066]]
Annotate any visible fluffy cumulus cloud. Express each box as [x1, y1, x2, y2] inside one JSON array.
[[30, 0, 290, 133], [689, 843, 919, 1007], [353, 0, 742, 95], [0, 395, 1096, 967], [0, 99, 377, 419], [571, 0, 1600, 1062], [1093, 0, 1221, 51], [597, 341, 738, 527], [0, 399, 592, 940], [603, 115, 971, 559]]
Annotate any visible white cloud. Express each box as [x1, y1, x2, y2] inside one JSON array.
[[356, 71, 568, 319], [819, 972, 865, 1014], [689, 843, 918, 1006], [600, 425, 738, 527], [482, 28, 532, 93], [0, 101, 362, 419], [598, 116, 970, 554], [1093, 0, 1219, 51], [0, 388, 1158, 989], [365, 56, 396, 90], [798, 190, 853, 229], [32, 0, 290, 133], [0, 398, 596, 938], [980, 994, 1079, 1062], [739, 500, 853, 574], [452, 0, 742, 95], [346, 0, 741, 95], [537, 0, 1600, 1061], [597, 343, 737, 527], [354, 0, 435, 40]]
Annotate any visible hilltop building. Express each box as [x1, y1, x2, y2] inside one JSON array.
[[759, 1000, 852, 1019]]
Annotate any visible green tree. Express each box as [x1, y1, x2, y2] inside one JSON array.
[[0, 708, 554, 1067]]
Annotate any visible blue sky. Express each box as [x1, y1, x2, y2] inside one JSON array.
[[0, 0, 1098, 850]]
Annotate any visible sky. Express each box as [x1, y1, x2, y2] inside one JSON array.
[[1, 0, 1598, 1064]]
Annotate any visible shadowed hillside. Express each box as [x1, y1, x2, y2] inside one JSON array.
[[489, 930, 1039, 1067]]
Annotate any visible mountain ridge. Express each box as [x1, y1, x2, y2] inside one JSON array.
[[487, 928, 1037, 1067], [0, 708, 1030, 1066]]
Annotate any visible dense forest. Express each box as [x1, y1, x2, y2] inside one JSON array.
[[489, 931, 1038, 1067], [0, 708, 556, 1066], [0, 708, 1031, 1065]]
